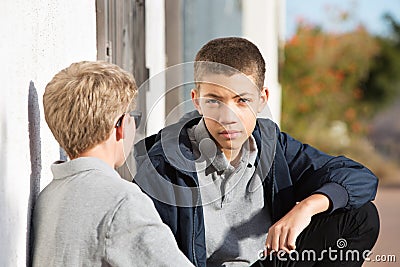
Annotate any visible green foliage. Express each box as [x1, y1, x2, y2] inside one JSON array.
[[361, 14, 400, 108]]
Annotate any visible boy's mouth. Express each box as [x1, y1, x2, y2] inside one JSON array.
[[219, 130, 242, 139]]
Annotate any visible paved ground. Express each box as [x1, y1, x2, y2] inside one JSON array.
[[363, 186, 399, 266]]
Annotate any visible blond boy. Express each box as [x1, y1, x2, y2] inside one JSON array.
[[32, 61, 193, 266]]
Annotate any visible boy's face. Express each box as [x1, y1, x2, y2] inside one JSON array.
[[192, 73, 268, 155]]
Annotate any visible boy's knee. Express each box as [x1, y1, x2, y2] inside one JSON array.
[[356, 202, 379, 232], [348, 202, 380, 247]]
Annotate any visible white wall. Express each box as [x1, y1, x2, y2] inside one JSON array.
[[242, 0, 285, 125], [145, 0, 167, 136], [0, 1, 97, 266]]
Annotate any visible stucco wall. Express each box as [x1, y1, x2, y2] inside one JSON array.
[[0, 1, 97, 265]]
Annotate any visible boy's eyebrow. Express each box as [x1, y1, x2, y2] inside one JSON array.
[[233, 92, 255, 98], [203, 93, 223, 99], [203, 92, 255, 99]]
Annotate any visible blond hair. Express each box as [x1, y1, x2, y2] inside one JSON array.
[[43, 61, 138, 159]]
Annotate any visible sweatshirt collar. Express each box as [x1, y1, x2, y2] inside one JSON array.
[[51, 157, 120, 180]]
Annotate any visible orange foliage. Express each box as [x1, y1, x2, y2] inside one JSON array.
[[280, 23, 379, 139]]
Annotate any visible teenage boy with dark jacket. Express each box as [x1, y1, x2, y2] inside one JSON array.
[[134, 37, 379, 267]]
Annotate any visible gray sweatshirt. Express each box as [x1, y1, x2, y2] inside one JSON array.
[[187, 119, 271, 266], [32, 157, 193, 267]]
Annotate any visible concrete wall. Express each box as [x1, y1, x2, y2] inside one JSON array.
[[0, 1, 97, 265]]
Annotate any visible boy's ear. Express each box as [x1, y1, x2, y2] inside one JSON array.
[[115, 116, 125, 141], [257, 86, 269, 113], [191, 88, 203, 115]]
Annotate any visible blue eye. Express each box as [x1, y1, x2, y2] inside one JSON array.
[[238, 98, 251, 103], [205, 99, 220, 105]]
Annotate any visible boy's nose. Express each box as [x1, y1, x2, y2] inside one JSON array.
[[218, 103, 240, 125]]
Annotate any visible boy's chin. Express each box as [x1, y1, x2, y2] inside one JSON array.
[[218, 141, 246, 152]]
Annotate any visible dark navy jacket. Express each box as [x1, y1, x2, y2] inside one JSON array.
[[133, 113, 378, 267]]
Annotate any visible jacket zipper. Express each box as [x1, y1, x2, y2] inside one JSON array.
[[192, 205, 198, 266], [271, 160, 276, 222]]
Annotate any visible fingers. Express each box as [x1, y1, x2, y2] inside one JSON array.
[[271, 226, 281, 253], [265, 226, 297, 255], [286, 229, 297, 251], [280, 231, 291, 254], [265, 226, 291, 254]]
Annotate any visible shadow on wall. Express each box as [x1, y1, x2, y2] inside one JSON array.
[[0, 81, 42, 266], [27, 81, 42, 267]]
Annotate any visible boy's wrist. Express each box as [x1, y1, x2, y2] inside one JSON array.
[[296, 194, 331, 216]]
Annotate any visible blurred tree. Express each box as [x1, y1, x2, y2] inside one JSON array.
[[279, 13, 400, 183], [363, 14, 400, 167], [280, 22, 379, 144], [361, 14, 400, 109]]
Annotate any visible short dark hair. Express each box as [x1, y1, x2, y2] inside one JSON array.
[[194, 37, 266, 89]]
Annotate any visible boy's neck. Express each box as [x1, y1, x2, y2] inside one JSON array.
[[222, 148, 242, 165], [77, 150, 115, 169], [76, 138, 119, 169]]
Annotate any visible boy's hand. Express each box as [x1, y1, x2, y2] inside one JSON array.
[[265, 194, 330, 254]]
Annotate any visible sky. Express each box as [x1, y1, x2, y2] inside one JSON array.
[[286, 0, 400, 39]]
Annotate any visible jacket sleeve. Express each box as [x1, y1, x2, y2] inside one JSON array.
[[279, 131, 378, 212]]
